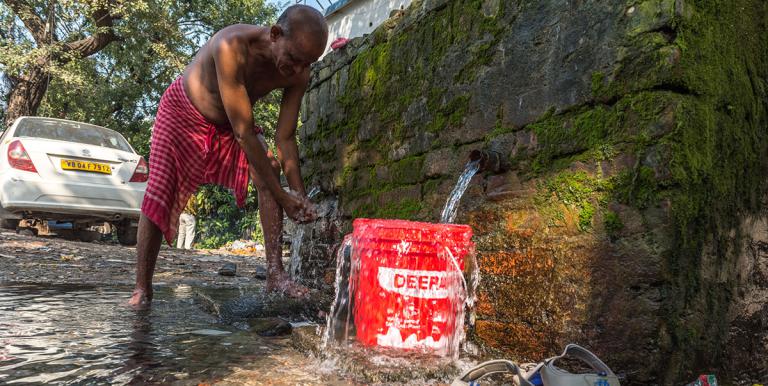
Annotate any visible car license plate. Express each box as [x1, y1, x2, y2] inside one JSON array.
[[61, 159, 111, 174]]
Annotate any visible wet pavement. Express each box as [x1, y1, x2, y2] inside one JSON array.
[[0, 230, 267, 289], [0, 230, 474, 385], [0, 283, 350, 385]]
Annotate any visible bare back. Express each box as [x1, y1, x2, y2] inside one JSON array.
[[182, 25, 306, 126]]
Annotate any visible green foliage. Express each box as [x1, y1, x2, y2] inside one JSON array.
[[1, 0, 281, 157], [194, 184, 264, 249], [1, 0, 285, 249]]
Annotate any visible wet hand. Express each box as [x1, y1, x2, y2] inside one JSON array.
[[283, 191, 317, 224], [299, 200, 318, 223]]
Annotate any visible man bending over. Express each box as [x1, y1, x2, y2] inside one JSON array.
[[129, 5, 328, 308]]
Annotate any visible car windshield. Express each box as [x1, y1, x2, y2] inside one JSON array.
[[14, 118, 133, 153]]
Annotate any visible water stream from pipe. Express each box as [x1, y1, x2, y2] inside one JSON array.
[[440, 160, 481, 224]]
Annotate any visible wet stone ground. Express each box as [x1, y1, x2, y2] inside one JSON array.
[[0, 229, 268, 288], [0, 230, 476, 385]]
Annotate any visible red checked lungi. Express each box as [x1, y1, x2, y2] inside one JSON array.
[[141, 76, 262, 245]]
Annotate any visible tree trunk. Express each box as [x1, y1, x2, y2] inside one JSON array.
[[3, 1, 119, 128], [4, 67, 50, 128]]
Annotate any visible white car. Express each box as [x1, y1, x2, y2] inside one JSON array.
[[0, 116, 147, 245]]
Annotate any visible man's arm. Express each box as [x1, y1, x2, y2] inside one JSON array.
[[213, 38, 288, 203], [275, 71, 309, 196]]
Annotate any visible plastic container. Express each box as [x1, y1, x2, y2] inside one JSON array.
[[351, 218, 474, 353]]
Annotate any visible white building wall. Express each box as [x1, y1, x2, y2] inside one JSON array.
[[323, 0, 413, 56]]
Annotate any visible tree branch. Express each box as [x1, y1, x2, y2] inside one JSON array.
[[64, 6, 118, 58], [5, 0, 48, 44]]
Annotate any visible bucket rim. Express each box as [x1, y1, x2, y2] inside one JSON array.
[[352, 218, 473, 233]]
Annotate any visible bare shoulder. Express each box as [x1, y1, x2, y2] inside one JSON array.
[[210, 26, 248, 54]]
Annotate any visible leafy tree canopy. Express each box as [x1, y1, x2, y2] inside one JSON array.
[[1, 0, 291, 248]]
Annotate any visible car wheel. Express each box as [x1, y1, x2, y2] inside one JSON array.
[[0, 219, 19, 230], [117, 221, 138, 246]]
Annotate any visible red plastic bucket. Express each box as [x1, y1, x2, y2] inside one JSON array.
[[351, 218, 474, 354]]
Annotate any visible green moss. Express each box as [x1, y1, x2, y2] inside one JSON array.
[[351, 197, 423, 220], [525, 91, 682, 175], [422, 178, 443, 196], [603, 210, 624, 237], [591, 72, 606, 96], [639, 0, 768, 378], [533, 171, 611, 232], [528, 104, 619, 173], [390, 155, 425, 184], [612, 166, 658, 209], [427, 94, 471, 133]]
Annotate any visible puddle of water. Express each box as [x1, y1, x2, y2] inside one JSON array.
[[0, 283, 341, 385]]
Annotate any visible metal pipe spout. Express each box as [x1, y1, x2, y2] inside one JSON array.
[[469, 149, 507, 173]]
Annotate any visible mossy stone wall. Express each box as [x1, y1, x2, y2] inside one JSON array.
[[298, 0, 768, 383]]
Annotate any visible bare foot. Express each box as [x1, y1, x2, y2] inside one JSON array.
[[266, 274, 310, 298], [128, 288, 152, 309]]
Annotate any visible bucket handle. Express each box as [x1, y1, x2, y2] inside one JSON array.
[[444, 246, 468, 295]]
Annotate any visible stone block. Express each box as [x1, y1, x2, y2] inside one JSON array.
[[481, 0, 500, 17], [378, 184, 422, 206], [598, 152, 636, 178], [373, 164, 391, 183], [306, 88, 319, 121], [389, 155, 426, 185], [317, 83, 331, 120], [474, 320, 550, 362], [485, 171, 524, 197], [625, 0, 676, 37], [357, 113, 378, 141], [388, 131, 434, 161], [511, 130, 538, 157], [487, 132, 518, 159], [423, 147, 462, 178], [318, 65, 332, 83], [340, 196, 373, 217], [642, 144, 673, 183], [499, 88, 554, 129], [403, 97, 429, 130], [437, 124, 488, 147]]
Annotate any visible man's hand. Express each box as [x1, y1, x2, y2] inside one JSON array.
[[282, 190, 318, 224]]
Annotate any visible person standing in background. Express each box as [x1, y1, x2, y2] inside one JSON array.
[[176, 195, 197, 249]]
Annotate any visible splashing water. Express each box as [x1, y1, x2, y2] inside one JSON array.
[[440, 160, 481, 223], [441, 245, 480, 358], [289, 187, 320, 280], [322, 235, 355, 348]]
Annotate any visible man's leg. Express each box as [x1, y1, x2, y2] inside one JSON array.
[[176, 214, 186, 249], [129, 214, 164, 308], [185, 215, 196, 249], [249, 136, 309, 298]]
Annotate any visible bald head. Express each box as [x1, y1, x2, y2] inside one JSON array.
[[276, 5, 328, 48], [269, 5, 329, 77]]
